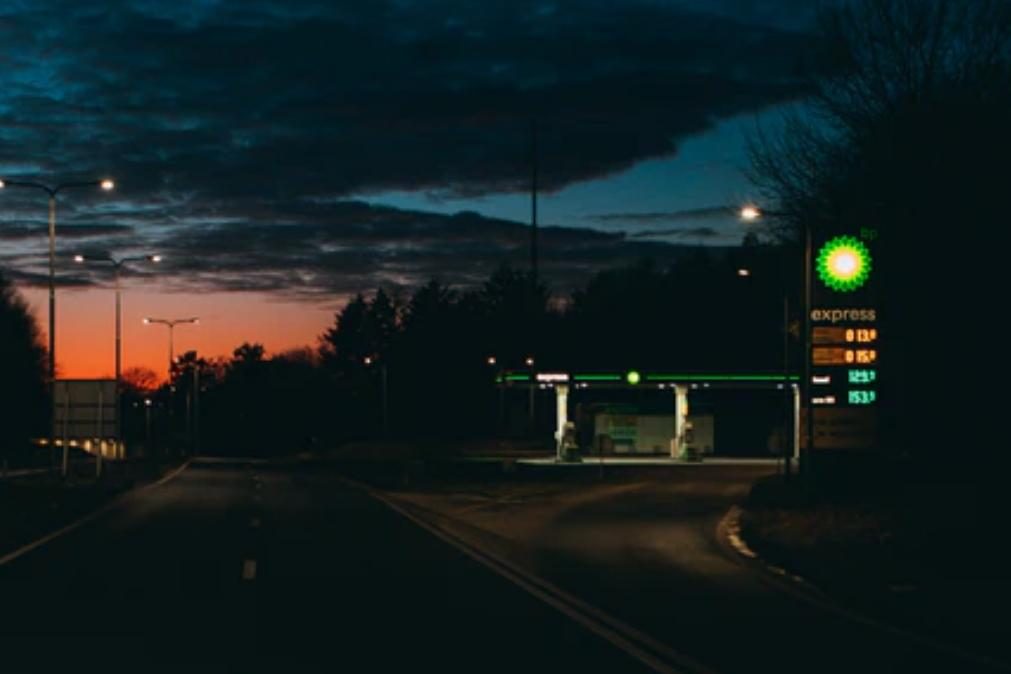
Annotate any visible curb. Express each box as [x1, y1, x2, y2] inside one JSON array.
[[718, 505, 1010, 672]]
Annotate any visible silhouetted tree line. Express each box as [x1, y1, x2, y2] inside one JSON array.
[[132, 246, 796, 456], [0, 272, 47, 463]]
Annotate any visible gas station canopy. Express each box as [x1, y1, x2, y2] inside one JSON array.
[[496, 371, 799, 389]]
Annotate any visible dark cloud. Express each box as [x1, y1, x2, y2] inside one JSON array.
[[628, 226, 721, 239], [591, 206, 736, 223], [0, 1, 812, 299], [138, 201, 709, 298], [0, 223, 134, 241]]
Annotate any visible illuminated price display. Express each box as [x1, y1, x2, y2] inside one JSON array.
[[848, 390, 877, 405], [813, 326, 878, 344], [848, 369, 877, 384], [846, 349, 877, 364], [813, 348, 878, 366], [847, 328, 877, 343]]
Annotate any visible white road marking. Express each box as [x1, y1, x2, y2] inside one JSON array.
[[242, 559, 257, 580], [343, 476, 712, 674], [0, 460, 192, 568]]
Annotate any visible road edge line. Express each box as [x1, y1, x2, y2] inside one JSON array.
[[717, 505, 1010, 672], [0, 460, 191, 568], [339, 475, 715, 674]]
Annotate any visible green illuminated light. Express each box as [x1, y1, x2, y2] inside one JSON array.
[[848, 369, 877, 384], [848, 389, 877, 405], [645, 374, 800, 382], [626, 370, 641, 385], [817, 235, 872, 292], [573, 374, 623, 382], [504, 374, 531, 382]]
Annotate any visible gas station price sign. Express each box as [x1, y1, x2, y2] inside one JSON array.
[[807, 233, 880, 448]]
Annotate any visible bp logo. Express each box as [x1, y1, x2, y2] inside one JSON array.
[[817, 235, 872, 292]]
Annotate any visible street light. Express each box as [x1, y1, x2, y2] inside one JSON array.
[[740, 204, 812, 474], [74, 252, 160, 470], [0, 178, 115, 385], [739, 205, 761, 221], [0, 178, 115, 470], [363, 355, 388, 435], [734, 264, 794, 477], [143, 316, 199, 380]]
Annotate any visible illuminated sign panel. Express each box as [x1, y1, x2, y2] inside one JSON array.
[[808, 230, 880, 449]]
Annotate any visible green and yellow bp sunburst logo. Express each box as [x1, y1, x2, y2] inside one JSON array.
[[817, 235, 872, 292]]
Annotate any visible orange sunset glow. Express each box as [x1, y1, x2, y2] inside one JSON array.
[[19, 285, 338, 382]]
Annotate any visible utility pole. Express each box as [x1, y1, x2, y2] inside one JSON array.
[[530, 119, 538, 283]]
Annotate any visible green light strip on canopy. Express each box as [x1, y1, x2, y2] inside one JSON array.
[[504, 374, 531, 382], [645, 374, 800, 382], [572, 374, 623, 382]]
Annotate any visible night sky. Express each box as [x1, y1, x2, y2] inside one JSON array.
[[0, 0, 821, 378]]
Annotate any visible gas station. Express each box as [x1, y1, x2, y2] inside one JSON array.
[[493, 229, 880, 465], [497, 371, 800, 462]]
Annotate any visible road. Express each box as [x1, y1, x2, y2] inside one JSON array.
[[389, 463, 1011, 674], [519, 468, 1010, 674], [0, 459, 659, 673]]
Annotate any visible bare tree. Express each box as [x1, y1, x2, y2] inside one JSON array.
[[748, 0, 1011, 467]]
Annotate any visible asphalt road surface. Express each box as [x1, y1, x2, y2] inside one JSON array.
[[1, 460, 1006, 674], [512, 466, 1011, 674], [0, 460, 658, 673]]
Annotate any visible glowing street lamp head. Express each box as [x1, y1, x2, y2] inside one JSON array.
[[73, 254, 85, 263], [0, 179, 5, 189], [148, 254, 163, 263], [626, 370, 641, 385], [817, 235, 872, 292], [739, 205, 761, 221], [100, 179, 115, 191]]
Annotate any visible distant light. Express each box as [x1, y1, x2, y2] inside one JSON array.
[[143, 318, 150, 324], [740, 205, 761, 221], [626, 370, 641, 385], [149, 254, 163, 263], [525, 356, 535, 367], [486, 356, 497, 366], [364, 356, 373, 366], [737, 268, 751, 277], [144, 398, 152, 406], [100, 179, 115, 191], [0, 179, 5, 189], [73, 254, 85, 263]]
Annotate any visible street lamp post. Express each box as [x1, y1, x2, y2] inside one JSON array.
[[144, 317, 199, 457], [741, 205, 812, 474], [364, 355, 389, 435], [525, 356, 536, 432], [0, 178, 114, 468], [143, 317, 199, 380], [74, 252, 161, 472]]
